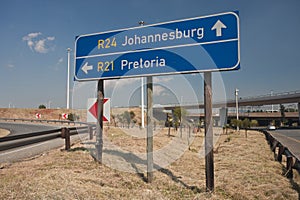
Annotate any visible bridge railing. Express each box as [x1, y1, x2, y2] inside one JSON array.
[[237, 90, 300, 100]]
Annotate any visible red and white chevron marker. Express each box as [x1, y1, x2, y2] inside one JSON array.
[[61, 113, 68, 119], [87, 98, 110, 123], [35, 113, 41, 119]]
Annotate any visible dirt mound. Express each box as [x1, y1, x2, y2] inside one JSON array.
[[0, 107, 146, 125], [0, 108, 86, 121]]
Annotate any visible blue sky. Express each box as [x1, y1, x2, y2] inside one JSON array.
[[0, 0, 300, 108]]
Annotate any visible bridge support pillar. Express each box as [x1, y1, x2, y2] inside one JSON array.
[[219, 107, 228, 127]]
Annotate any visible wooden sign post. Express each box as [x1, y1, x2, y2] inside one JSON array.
[[95, 80, 104, 163], [204, 72, 214, 191], [147, 76, 154, 183]]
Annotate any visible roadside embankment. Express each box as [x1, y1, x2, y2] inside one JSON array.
[[0, 128, 299, 199]]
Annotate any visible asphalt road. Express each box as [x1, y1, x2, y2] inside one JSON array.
[[0, 122, 60, 136], [272, 129, 300, 141], [269, 129, 300, 162]]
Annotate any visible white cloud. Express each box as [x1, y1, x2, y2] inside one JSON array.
[[22, 32, 55, 53], [58, 57, 63, 63], [7, 64, 15, 68], [22, 32, 41, 41], [53, 57, 64, 71], [153, 76, 173, 83], [105, 78, 140, 89], [153, 85, 169, 96], [34, 39, 47, 53], [47, 36, 55, 41], [27, 40, 34, 49]]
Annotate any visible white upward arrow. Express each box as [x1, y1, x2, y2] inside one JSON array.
[[81, 62, 93, 74], [211, 20, 227, 37]]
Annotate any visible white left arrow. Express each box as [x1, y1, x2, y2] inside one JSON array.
[[82, 62, 93, 74], [211, 20, 227, 37]]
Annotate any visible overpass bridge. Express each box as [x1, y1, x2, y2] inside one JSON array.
[[153, 90, 300, 126], [154, 90, 300, 110]]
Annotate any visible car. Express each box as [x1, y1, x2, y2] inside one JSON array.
[[267, 125, 276, 130]]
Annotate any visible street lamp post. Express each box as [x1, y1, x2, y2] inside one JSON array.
[[271, 90, 274, 113], [235, 88, 239, 131], [67, 48, 71, 109], [298, 102, 300, 125], [139, 21, 145, 128], [48, 100, 51, 109]]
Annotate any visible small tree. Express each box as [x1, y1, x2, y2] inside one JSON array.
[[230, 119, 242, 130], [241, 118, 251, 138], [129, 111, 135, 120], [38, 104, 46, 109], [223, 124, 230, 135], [111, 114, 117, 127], [173, 107, 188, 132], [250, 119, 259, 127], [116, 114, 124, 127], [122, 111, 131, 128], [166, 113, 173, 137], [68, 113, 79, 121], [129, 111, 136, 128]]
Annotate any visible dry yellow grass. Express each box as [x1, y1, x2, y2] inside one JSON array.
[[0, 128, 299, 199]]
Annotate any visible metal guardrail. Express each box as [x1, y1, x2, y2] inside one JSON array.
[[0, 125, 96, 152], [256, 129, 299, 178]]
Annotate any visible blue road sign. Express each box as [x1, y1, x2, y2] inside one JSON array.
[[74, 11, 240, 81]]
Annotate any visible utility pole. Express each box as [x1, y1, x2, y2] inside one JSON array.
[[235, 88, 239, 131], [67, 48, 71, 109]]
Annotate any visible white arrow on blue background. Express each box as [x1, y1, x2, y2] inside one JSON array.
[[81, 62, 93, 74], [211, 20, 227, 37]]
